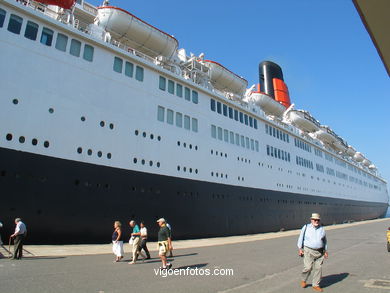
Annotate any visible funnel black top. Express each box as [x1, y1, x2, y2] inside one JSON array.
[[259, 61, 284, 99]]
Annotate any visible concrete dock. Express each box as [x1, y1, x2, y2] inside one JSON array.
[[0, 218, 389, 293]]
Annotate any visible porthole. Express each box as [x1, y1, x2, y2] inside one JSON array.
[[109, 123, 114, 129], [100, 121, 105, 127], [177, 141, 180, 146], [81, 116, 86, 121], [32, 138, 38, 146], [183, 167, 187, 172], [74, 179, 80, 186], [183, 143, 187, 148], [48, 108, 54, 114], [43, 141, 50, 148], [211, 150, 213, 154], [87, 149, 92, 155], [12, 99, 18, 105], [142, 132, 146, 137], [107, 153, 112, 159], [157, 162, 160, 167], [157, 136, 161, 141], [97, 151, 102, 157], [19, 136, 25, 143], [216, 172, 219, 177], [189, 144, 192, 149], [195, 146, 198, 150], [135, 130, 139, 136], [177, 166, 180, 171], [189, 168, 192, 173], [77, 147, 82, 154], [133, 158, 137, 164], [149, 161, 153, 166], [195, 169, 198, 174], [150, 134, 154, 140], [141, 159, 145, 165], [6, 133, 12, 141]]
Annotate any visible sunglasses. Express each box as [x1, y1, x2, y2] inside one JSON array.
[[312, 219, 320, 222]]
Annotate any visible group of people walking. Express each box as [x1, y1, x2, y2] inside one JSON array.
[[112, 218, 173, 269], [0, 218, 28, 260]]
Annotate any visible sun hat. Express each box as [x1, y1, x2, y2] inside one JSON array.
[[156, 218, 166, 223], [310, 213, 321, 220]]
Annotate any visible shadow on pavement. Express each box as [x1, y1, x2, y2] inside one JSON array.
[[20, 256, 67, 260], [174, 263, 208, 270], [168, 252, 198, 258], [321, 272, 349, 288]]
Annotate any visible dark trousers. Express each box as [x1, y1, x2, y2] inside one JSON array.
[[139, 238, 150, 258], [13, 234, 25, 259]]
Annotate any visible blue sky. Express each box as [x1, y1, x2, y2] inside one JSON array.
[[90, 0, 390, 187]]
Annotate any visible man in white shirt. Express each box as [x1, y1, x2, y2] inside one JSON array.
[[10, 218, 27, 260], [297, 213, 328, 292]]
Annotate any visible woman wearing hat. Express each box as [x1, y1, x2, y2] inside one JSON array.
[[297, 213, 328, 292]]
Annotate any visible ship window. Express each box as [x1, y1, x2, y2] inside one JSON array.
[[216, 101, 222, 114], [8, 14, 23, 35], [223, 129, 229, 142], [176, 84, 183, 97], [0, 8, 6, 28], [191, 118, 198, 132], [211, 125, 216, 138], [210, 99, 216, 111], [254, 119, 258, 129], [125, 62, 134, 77], [235, 133, 239, 146], [70, 39, 81, 57], [113, 57, 123, 73], [192, 91, 198, 104], [83, 44, 94, 62], [228, 107, 233, 119], [167, 109, 174, 125], [24, 21, 38, 41], [168, 80, 175, 94], [223, 104, 227, 116], [184, 115, 190, 130], [229, 131, 234, 144], [239, 112, 243, 123], [249, 117, 253, 127], [251, 139, 254, 150], [234, 109, 238, 121], [246, 137, 250, 149], [244, 114, 248, 125], [157, 106, 165, 122], [267, 145, 270, 155], [159, 76, 166, 90], [135, 66, 144, 81], [175, 112, 182, 128], [255, 141, 259, 152], [55, 33, 68, 52], [217, 127, 223, 140], [184, 87, 191, 101], [40, 27, 53, 46]]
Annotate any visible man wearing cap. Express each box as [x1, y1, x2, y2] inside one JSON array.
[[10, 218, 27, 260], [297, 213, 328, 292], [156, 218, 172, 270]]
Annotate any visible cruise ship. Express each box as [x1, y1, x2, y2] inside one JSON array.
[[0, 0, 388, 244]]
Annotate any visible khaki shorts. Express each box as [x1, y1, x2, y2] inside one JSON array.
[[158, 241, 169, 256]]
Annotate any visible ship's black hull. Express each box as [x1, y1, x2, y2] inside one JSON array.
[[0, 147, 387, 244]]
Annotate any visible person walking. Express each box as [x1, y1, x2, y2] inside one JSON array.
[[297, 213, 328, 292], [157, 218, 172, 270], [10, 218, 27, 260], [138, 221, 151, 259], [128, 220, 143, 264], [112, 221, 124, 262]]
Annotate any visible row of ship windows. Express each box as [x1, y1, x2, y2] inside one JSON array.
[[265, 125, 290, 143], [0, 10, 95, 62], [266, 145, 291, 162], [177, 141, 198, 151], [211, 125, 259, 152], [159, 76, 198, 104], [294, 138, 312, 153], [157, 106, 198, 132], [133, 158, 161, 168], [210, 99, 258, 129], [296, 156, 313, 169], [76, 147, 112, 159], [134, 130, 162, 141], [5, 133, 50, 148], [113, 57, 144, 82]]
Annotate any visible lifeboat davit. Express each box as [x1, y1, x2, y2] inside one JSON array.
[[346, 145, 356, 157], [202, 60, 248, 96], [251, 92, 286, 117], [96, 6, 178, 59], [35, 0, 75, 9], [362, 158, 372, 167], [353, 152, 364, 162], [285, 110, 320, 133]]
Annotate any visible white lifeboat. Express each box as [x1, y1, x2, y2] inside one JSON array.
[[285, 110, 320, 133], [362, 158, 371, 167], [353, 152, 364, 162], [369, 164, 377, 170], [202, 60, 248, 96], [346, 145, 356, 157], [315, 126, 336, 144], [96, 6, 178, 59], [251, 92, 286, 117]]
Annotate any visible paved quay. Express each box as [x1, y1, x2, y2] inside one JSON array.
[[0, 218, 389, 293]]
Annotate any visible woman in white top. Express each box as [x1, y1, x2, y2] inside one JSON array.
[[112, 221, 124, 262], [138, 221, 151, 259]]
